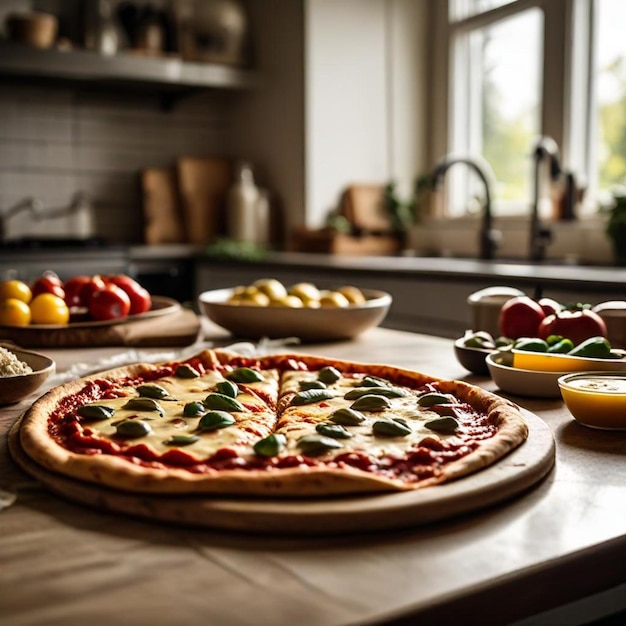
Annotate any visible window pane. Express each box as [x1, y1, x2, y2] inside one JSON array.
[[451, 0, 517, 21], [453, 9, 542, 214], [595, 0, 626, 193]]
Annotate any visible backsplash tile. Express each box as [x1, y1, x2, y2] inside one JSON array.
[[0, 85, 232, 243]]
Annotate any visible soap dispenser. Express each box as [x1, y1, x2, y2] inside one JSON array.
[[227, 161, 260, 243]]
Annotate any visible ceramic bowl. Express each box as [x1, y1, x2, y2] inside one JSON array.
[[486, 351, 567, 398], [0, 345, 55, 405], [453, 338, 493, 375], [558, 372, 626, 430], [198, 287, 392, 342]]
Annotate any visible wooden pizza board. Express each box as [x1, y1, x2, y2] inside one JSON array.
[[8, 411, 554, 536]]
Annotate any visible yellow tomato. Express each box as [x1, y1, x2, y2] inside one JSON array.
[[0, 298, 32, 326], [30, 293, 70, 325], [0, 279, 32, 304]]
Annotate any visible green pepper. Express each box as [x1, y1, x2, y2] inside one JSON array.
[[547, 338, 575, 353], [568, 336, 612, 359], [513, 337, 549, 353]]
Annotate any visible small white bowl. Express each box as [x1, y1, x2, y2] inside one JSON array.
[[0, 346, 55, 405], [198, 287, 392, 342], [486, 351, 567, 398]]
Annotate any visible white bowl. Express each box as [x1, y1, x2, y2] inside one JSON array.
[[198, 287, 392, 342], [0, 345, 55, 405], [486, 351, 567, 398]]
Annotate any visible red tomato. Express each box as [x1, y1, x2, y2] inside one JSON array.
[[498, 296, 546, 339], [88, 284, 131, 321], [63, 275, 93, 308], [538, 309, 608, 345], [79, 275, 107, 307], [103, 274, 152, 315], [31, 272, 65, 300], [538, 297, 562, 317]]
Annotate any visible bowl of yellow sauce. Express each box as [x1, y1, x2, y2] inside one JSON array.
[[558, 372, 626, 430], [512, 350, 626, 373]]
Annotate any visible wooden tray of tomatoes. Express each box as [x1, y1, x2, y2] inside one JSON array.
[[0, 273, 185, 348]]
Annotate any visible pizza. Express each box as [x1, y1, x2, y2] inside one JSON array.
[[19, 349, 528, 496]]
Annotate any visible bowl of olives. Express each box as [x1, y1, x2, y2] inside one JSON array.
[[454, 330, 511, 375], [198, 279, 392, 342]]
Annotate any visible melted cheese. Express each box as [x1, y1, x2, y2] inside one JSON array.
[[80, 370, 279, 459], [279, 393, 451, 458], [75, 367, 454, 463]]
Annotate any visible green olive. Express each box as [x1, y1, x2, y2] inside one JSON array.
[[253, 433, 287, 457], [165, 434, 200, 446], [417, 392, 456, 407], [226, 367, 264, 383], [198, 411, 236, 431], [183, 401, 205, 417], [318, 366, 341, 384], [216, 380, 239, 398], [174, 363, 201, 378], [203, 393, 245, 412], [115, 419, 152, 438], [122, 397, 164, 415], [299, 380, 327, 391], [136, 384, 170, 399], [291, 389, 336, 406], [330, 407, 366, 426], [296, 434, 343, 456], [315, 423, 353, 439], [372, 418, 412, 437], [350, 394, 391, 412], [425, 416, 460, 433], [77, 404, 115, 421]]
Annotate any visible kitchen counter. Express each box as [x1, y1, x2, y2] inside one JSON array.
[[134, 246, 626, 291], [3, 243, 625, 291], [1, 324, 625, 625], [2, 244, 624, 337]]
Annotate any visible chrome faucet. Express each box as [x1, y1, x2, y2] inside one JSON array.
[[0, 197, 44, 240], [1, 192, 95, 241], [431, 155, 500, 260], [530, 136, 562, 261]]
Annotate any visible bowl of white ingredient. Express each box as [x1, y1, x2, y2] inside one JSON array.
[[0, 344, 55, 405]]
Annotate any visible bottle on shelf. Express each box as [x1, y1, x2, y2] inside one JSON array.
[[227, 161, 270, 245]]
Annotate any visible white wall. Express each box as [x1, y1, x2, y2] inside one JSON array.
[[304, 0, 430, 227], [305, 0, 389, 227]]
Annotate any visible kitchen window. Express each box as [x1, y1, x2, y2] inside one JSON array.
[[434, 0, 626, 218]]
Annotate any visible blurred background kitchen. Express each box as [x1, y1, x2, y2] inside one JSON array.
[[0, 0, 625, 329]]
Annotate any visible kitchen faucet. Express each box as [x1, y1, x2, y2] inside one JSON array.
[[529, 136, 562, 262], [0, 197, 43, 241], [0, 192, 95, 241], [431, 155, 500, 260]]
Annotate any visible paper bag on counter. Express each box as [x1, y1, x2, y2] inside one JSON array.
[[141, 168, 187, 245], [177, 157, 233, 245]]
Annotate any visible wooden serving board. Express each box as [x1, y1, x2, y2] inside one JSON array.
[[8, 411, 555, 536], [0, 297, 200, 348]]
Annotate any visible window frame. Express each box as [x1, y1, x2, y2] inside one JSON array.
[[430, 0, 579, 217]]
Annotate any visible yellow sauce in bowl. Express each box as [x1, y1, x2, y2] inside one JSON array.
[[558, 373, 626, 430], [513, 350, 626, 373]]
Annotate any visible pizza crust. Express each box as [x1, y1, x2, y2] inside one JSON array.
[[19, 350, 528, 497]]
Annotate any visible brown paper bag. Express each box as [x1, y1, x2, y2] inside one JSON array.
[[177, 157, 233, 244]]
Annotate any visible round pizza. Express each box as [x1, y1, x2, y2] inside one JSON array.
[[19, 349, 528, 496]]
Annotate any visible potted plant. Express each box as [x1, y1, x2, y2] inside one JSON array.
[[605, 187, 626, 266]]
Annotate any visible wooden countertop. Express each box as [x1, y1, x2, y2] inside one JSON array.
[[1, 325, 625, 625]]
